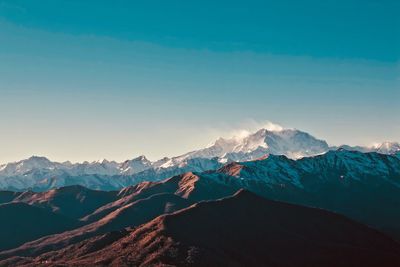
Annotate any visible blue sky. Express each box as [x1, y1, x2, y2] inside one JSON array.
[[0, 0, 399, 163]]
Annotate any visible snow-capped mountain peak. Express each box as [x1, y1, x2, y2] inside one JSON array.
[[372, 141, 400, 154], [119, 155, 152, 175], [185, 127, 329, 162], [0, 156, 56, 176], [232, 129, 269, 153], [336, 141, 400, 155]]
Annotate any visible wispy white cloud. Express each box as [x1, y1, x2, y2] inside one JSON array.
[[204, 119, 286, 145]]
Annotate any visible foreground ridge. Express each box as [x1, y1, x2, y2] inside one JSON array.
[[3, 190, 400, 266]]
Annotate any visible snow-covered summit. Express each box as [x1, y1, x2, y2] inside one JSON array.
[[334, 141, 400, 155], [120, 155, 152, 175], [0, 156, 58, 176], [182, 128, 329, 162], [372, 141, 400, 154]]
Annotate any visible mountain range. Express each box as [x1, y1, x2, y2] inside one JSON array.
[[1, 143, 400, 266], [1, 162, 400, 266], [1, 127, 399, 191]]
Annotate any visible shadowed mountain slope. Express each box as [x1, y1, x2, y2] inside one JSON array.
[[6, 190, 400, 267], [0, 202, 78, 251], [0, 190, 20, 204], [0, 193, 192, 259], [81, 172, 238, 224], [12, 185, 118, 219], [212, 150, 400, 240]]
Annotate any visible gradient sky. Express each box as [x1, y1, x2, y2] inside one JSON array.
[[0, 0, 399, 163]]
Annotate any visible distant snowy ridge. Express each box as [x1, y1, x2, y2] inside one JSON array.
[[332, 141, 400, 154], [0, 127, 329, 178], [0, 125, 399, 191]]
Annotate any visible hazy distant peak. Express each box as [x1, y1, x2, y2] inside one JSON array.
[[372, 141, 400, 154]]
